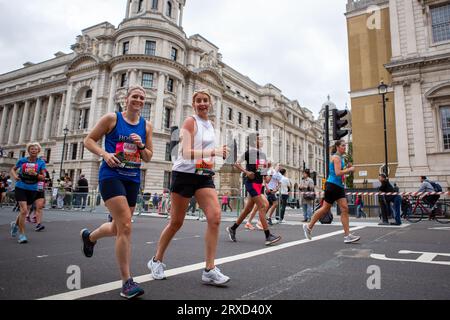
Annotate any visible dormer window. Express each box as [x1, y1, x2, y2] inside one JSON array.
[[166, 1, 172, 17], [138, 0, 144, 12]]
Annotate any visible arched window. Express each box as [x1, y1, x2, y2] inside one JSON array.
[[166, 1, 172, 17]]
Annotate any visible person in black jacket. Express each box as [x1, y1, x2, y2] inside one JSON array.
[[76, 174, 89, 210], [378, 174, 401, 225]]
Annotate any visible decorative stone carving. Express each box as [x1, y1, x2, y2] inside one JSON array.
[[200, 50, 218, 68], [71, 35, 99, 56]]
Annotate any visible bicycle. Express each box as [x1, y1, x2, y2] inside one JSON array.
[[404, 196, 449, 224]]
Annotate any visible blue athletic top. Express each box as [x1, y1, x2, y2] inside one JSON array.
[[327, 154, 345, 188], [99, 112, 146, 184], [15, 157, 47, 191]]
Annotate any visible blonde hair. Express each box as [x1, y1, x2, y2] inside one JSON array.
[[192, 88, 212, 105], [26, 142, 42, 154], [126, 85, 146, 97]]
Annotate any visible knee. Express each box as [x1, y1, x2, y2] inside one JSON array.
[[207, 213, 221, 229], [117, 221, 132, 237]]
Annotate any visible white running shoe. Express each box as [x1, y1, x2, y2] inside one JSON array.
[[303, 224, 312, 240], [344, 234, 361, 244], [202, 267, 230, 286], [147, 257, 167, 280]]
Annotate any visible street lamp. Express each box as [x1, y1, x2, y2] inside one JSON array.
[[60, 126, 69, 179], [378, 81, 389, 177]]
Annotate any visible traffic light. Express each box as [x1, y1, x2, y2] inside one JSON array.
[[332, 109, 349, 140]]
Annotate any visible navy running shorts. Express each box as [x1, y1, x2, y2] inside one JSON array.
[[99, 178, 140, 207], [170, 171, 215, 198]]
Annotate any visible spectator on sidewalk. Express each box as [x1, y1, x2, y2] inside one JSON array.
[[300, 170, 315, 222], [278, 169, 291, 223], [355, 195, 366, 218], [221, 192, 232, 212], [76, 174, 89, 210], [378, 174, 401, 225]]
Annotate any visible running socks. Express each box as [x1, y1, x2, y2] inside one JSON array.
[[264, 230, 270, 238], [231, 223, 239, 230]]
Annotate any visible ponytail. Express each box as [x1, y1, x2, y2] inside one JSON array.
[[330, 140, 344, 155]]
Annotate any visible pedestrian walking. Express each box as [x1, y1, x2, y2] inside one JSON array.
[[300, 170, 315, 222]]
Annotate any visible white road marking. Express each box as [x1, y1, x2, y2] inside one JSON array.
[[37, 255, 49, 259], [371, 250, 450, 266], [428, 227, 450, 231], [38, 226, 365, 300], [146, 235, 201, 244]]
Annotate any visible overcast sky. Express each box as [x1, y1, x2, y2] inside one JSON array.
[[0, 0, 350, 117]]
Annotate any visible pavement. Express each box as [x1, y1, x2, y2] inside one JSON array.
[[0, 205, 449, 301]]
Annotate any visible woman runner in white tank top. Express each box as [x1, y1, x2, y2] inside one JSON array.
[[147, 89, 231, 286]]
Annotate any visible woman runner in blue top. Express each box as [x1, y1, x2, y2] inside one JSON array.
[[81, 85, 153, 299], [10, 142, 47, 244], [302, 140, 361, 244]]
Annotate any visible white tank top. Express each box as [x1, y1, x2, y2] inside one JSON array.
[[172, 115, 216, 175]]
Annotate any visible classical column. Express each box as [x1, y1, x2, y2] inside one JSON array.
[[394, 84, 411, 173], [7, 103, 19, 145], [179, 5, 184, 26], [125, 0, 131, 18], [43, 95, 55, 140], [88, 78, 99, 130], [57, 92, 66, 134], [19, 100, 30, 144], [389, 0, 401, 58], [404, 0, 418, 55], [154, 72, 166, 131], [410, 81, 428, 169], [62, 84, 74, 133], [108, 74, 118, 113], [0, 105, 9, 144], [174, 80, 184, 128], [129, 69, 138, 86], [30, 98, 42, 141]]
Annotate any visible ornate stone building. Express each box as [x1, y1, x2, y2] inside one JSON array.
[[346, 0, 450, 191], [0, 0, 324, 194]]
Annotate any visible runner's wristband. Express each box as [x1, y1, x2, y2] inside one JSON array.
[[138, 145, 146, 151]]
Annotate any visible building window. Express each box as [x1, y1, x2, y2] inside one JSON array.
[[247, 116, 251, 128], [164, 107, 172, 129], [152, 0, 158, 10], [431, 3, 450, 43], [142, 103, 151, 121], [45, 149, 51, 163], [20, 150, 26, 158], [71, 143, 78, 160], [138, 0, 144, 12], [80, 142, 84, 160], [165, 143, 172, 161], [120, 73, 128, 87], [8, 151, 14, 158], [171, 47, 178, 61], [82, 109, 89, 129], [166, 1, 172, 17], [255, 120, 259, 131], [228, 108, 233, 121], [238, 112, 242, 125], [122, 41, 129, 55], [85, 89, 92, 99], [145, 41, 156, 56], [163, 171, 172, 189], [167, 78, 174, 92], [441, 106, 450, 150], [142, 73, 154, 88]]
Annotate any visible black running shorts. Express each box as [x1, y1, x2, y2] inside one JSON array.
[[15, 187, 38, 205], [324, 182, 346, 205], [170, 171, 215, 198]]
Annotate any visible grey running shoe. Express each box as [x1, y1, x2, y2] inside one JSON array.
[[147, 257, 167, 280], [344, 234, 361, 244], [35, 224, 45, 232], [265, 234, 282, 246], [226, 227, 237, 242], [202, 267, 230, 286], [303, 224, 312, 240]]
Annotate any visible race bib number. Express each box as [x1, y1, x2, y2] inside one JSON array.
[[195, 158, 215, 176], [115, 142, 141, 169], [37, 181, 45, 191], [256, 159, 268, 175], [21, 163, 39, 184]]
